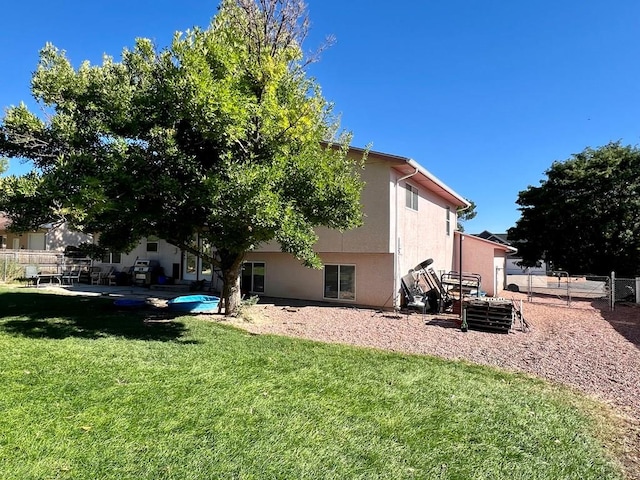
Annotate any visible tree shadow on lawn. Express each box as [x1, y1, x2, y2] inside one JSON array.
[[0, 291, 192, 342], [595, 299, 640, 349]]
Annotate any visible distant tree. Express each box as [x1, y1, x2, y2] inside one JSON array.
[[507, 142, 640, 276], [0, 0, 364, 315], [456, 199, 476, 232], [0, 157, 7, 175]]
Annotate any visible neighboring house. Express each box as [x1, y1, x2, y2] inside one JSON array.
[[241, 146, 470, 309], [475, 230, 547, 275], [93, 235, 193, 284], [0, 214, 91, 252], [453, 232, 517, 296]]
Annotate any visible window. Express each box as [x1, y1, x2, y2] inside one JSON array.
[[101, 251, 122, 264], [324, 264, 356, 300], [200, 239, 213, 277], [406, 184, 419, 210], [146, 235, 159, 252], [241, 262, 265, 293], [446, 207, 451, 236], [0, 235, 6, 249]]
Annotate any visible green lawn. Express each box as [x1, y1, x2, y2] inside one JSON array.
[[0, 286, 623, 479]]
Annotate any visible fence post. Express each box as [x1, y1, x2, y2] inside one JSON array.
[[636, 277, 640, 304], [610, 271, 615, 310]]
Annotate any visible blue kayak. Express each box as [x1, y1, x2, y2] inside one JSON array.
[[168, 295, 220, 313]]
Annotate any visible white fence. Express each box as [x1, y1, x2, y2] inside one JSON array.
[[0, 249, 80, 282]]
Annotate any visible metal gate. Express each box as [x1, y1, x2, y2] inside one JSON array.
[[506, 271, 610, 308]]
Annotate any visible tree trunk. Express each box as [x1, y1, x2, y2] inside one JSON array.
[[220, 253, 244, 316]]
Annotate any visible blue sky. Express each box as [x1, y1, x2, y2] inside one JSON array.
[[1, 1, 639, 233]]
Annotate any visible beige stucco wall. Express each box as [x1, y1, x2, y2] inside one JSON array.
[[249, 151, 463, 308], [46, 224, 92, 251], [452, 233, 508, 297], [314, 155, 392, 253], [244, 251, 395, 309], [395, 174, 457, 281], [253, 152, 392, 255]]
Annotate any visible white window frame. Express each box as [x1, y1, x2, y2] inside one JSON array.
[[446, 207, 451, 236], [323, 264, 356, 301], [242, 261, 265, 293], [101, 251, 122, 264], [406, 184, 419, 211], [146, 235, 159, 252]]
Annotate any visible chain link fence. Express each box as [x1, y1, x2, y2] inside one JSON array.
[[506, 271, 611, 308], [611, 273, 639, 310]]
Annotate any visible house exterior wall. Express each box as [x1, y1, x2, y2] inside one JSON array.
[[395, 173, 457, 281], [301, 152, 393, 254], [45, 224, 92, 251], [93, 238, 182, 279], [244, 251, 395, 309], [249, 151, 465, 309], [251, 153, 392, 255], [250, 154, 460, 308], [452, 232, 508, 297]]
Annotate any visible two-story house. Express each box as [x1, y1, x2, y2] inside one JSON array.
[[241, 146, 469, 309], [89, 146, 486, 309]]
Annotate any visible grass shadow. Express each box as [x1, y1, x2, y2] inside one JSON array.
[[0, 291, 190, 342]]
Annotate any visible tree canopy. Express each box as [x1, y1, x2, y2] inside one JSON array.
[[0, 0, 365, 314], [456, 199, 476, 232], [507, 142, 640, 276]]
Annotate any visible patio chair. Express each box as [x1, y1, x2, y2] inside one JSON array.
[[24, 265, 38, 285], [61, 269, 81, 285], [89, 267, 102, 285], [99, 266, 116, 285], [107, 269, 119, 286]]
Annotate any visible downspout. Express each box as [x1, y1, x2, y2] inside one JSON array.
[[393, 165, 419, 309], [454, 202, 472, 268], [455, 203, 472, 318]]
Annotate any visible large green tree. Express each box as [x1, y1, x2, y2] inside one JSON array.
[[0, 0, 364, 314], [508, 142, 640, 276]]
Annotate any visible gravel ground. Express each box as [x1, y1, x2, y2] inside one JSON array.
[[230, 291, 640, 477]]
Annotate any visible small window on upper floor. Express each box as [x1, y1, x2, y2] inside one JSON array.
[[146, 235, 159, 252], [406, 184, 419, 211], [446, 207, 451, 236]]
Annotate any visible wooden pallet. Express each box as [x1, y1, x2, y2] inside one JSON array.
[[464, 299, 513, 333]]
